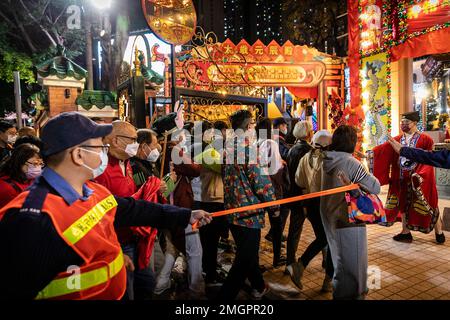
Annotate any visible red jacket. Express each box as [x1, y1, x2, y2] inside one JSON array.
[[131, 176, 166, 269], [0, 176, 32, 209], [95, 155, 136, 197], [95, 155, 137, 244]]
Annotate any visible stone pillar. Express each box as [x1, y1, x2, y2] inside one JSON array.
[[390, 58, 413, 136]]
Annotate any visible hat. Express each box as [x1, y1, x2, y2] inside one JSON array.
[[41, 112, 112, 157], [152, 113, 178, 136], [272, 117, 287, 128], [152, 113, 191, 137], [401, 111, 420, 122], [311, 130, 332, 148]]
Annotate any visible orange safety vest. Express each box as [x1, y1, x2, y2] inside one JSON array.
[[0, 181, 127, 300]]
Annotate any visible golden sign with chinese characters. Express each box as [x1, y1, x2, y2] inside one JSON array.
[[141, 0, 197, 45], [206, 62, 326, 87]]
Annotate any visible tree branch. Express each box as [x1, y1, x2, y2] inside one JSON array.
[[18, 0, 40, 25], [7, 32, 23, 41], [9, 5, 38, 53], [19, 0, 57, 47], [0, 9, 15, 27], [40, 0, 51, 21], [53, 5, 68, 26]]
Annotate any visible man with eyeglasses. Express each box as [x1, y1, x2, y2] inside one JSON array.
[[367, 111, 445, 244], [93, 120, 173, 300], [0, 112, 211, 300]]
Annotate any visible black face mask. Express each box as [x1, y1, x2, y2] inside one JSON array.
[[401, 124, 411, 133]]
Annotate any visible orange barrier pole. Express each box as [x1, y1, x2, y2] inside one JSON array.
[[193, 183, 360, 229]]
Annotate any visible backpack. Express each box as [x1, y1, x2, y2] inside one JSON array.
[[296, 148, 325, 194]]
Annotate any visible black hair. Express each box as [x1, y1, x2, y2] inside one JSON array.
[[213, 120, 229, 131], [13, 135, 44, 151], [0, 143, 40, 183], [255, 117, 272, 140], [330, 125, 358, 153], [0, 120, 14, 133], [230, 110, 252, 130], [137, 129, 158, 145]]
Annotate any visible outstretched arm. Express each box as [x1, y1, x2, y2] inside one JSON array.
[[389, 136, 450, 169], [400, 147, 450, 169]]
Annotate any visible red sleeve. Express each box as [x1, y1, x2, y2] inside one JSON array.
[[0, 180, 20, 208], [371, 139, 396, 186], [419, 133, 434, 151]]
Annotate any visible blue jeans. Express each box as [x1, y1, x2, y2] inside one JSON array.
[[122, 241, 156, 300]]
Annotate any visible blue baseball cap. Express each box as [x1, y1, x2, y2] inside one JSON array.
[[41, 112, 112, 157], [272, 117, 287, 127]]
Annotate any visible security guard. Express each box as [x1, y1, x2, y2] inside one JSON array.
[[0, 112, 211, 300]]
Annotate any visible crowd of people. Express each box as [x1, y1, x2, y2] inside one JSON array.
[[0, 109, 447, 300]]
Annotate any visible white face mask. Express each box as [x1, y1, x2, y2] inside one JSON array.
[[124, 142, 139, 157], [25, 165, 42, 179], [280, 128, 288, 135], [81, 149, 109, 178], [7, 134, 17, 144], [146, 148, 160, 163]]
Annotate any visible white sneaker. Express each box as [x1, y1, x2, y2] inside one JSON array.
[[285, 264, 293, 276], [251, 284, 270, 300], [153, 278, 171, 295]]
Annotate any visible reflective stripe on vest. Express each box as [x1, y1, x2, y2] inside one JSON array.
[[35, 251, 124, 300], [63, 195, 117, 245]]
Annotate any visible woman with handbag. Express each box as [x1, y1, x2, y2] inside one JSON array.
[[289, 129, 334, 293], [320, 125, 381, 300]]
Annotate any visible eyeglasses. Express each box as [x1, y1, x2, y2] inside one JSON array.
[[400, 120, 412, 125], [26, 161, 44, 167], [79, 144, 110, 153], [116, 135, 137, 143]]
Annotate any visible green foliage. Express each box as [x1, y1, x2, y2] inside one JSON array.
[[0, 50, 35, 84], [0, 24, 35, 83]]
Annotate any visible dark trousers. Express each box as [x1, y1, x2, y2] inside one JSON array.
[[122, 241, 156, 300], [267, 205, 290, 263], [267, 213, 283, 264], [199, 202, 226, 283], [325, 245, 334, 279], [268, 205, 289, 236], [299, 199, 328, 267], [217, 224, 265, 300], [286, 204, 307, 266]]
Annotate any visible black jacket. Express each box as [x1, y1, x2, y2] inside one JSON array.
[[286, 140, 313, 200], [278, 135, 290, 160]]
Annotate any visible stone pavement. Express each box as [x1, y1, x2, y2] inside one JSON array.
[[259, 186, 450, 300], [154, 186, 450, 300]]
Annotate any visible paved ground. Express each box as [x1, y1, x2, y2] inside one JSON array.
[[154, 186, 450, 300]]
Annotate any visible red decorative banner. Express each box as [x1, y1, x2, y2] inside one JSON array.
[[181, 39, 334, 88], [204, 62, 326, 87], [406, 0, 450, 34]]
